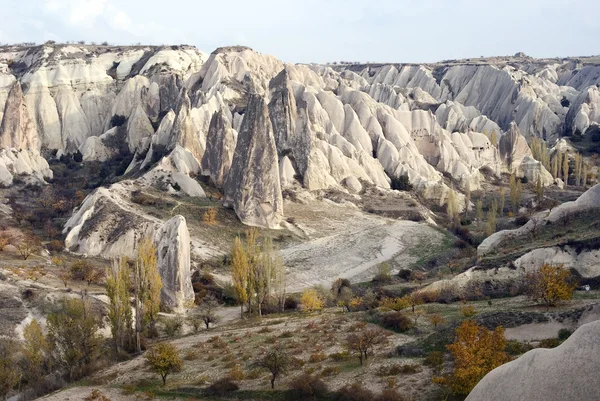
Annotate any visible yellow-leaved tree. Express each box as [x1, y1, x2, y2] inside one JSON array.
[[300, 289, 324, 312], [525, 263, 576, 307], [231, 236, 249, 319], [106, 258, 133, 354], [434, 320, 511, 395]]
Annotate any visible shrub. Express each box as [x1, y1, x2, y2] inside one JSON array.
[[460, 305, 478, 318], [309, 352, 327, 363], [329, 351, 351, 361], [289, 373, 328, 400], [162, 316, 183, 337], [538, 338, 560, 348], [397, 269, 412, 281], [46, 240, 64, 253], [334, 383, 375, 401], [381, 312, 413, 333], [284, 296, 298, 310], [373, 262, 392, 283], [424, 351, 444, 372], [206, 377, 239, 396], [376, 388, 409, 401], [376, 363, 422, 376], [319, 366, 341, 377], [203, 208, 218, 224], [110, 115, 127, 127], [390, 174, 413, 191], [558, 328, 572, 341]]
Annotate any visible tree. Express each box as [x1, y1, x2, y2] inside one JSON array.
[[257, 345, 290, 389], [464, 181, 471, 215], [345, 327, 388, 365], [198, 294, 220, 329], [535, 176, 543, 203], [0, 339, 22, 401], [475, 199, 483, 221], [16, 235, 40, 260], [231, 237, 249, 319], [46, 298, 102, 381], [271, 246, 286, 313], [373, 262, 392, 283], [300, 289, 324, 312], [106, 259, 133, 355], [143, 245, 163, 340], [0, 231, 12, 252], [428, 313, 445, 330], [133, 238, 162, 351], [525, 264, 576, 307], [403, 292, 424, 313], [509, 173, 521, 212], [551, 154, 559, 179], [446, 187, 459, 226], [498, 188, 506, 217], [563, 152, 569, 185], [485, 200, 498, 236], [253, 237, 276, 318], [391, 174, 413, 191], [145, 342, 183, 386], [434, 320, 511, 395], [22, 319, 49, 383], [70, 259, 102, 287], [53, 257, 70, 288]]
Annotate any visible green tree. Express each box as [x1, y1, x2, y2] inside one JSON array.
[[475, 199, 483, 221], [46, 298, 101, 381], [106, 259, 133, 355], [145, 342, 183, 386], [198, 294, 220, 329], [486, 200, 498, 236], [133, 237, 162, 350]]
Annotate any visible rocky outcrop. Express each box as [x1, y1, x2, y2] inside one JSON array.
[[499, 122, 553, 184], [201, 110, 236, 187], [154, 215, 194, 312], [565, 86, 600, 135], [0, 82, 38, 150], [224, 94, 283, 228], [169, 89, 205, 162], [0, 148, 52, 186], [466, 320, 600, 401]]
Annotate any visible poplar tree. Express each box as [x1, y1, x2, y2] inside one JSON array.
[[498, 188, 506, 217], [563, 152, 569, 185], [106, 259, 132, 354], [231, 237, 249, 319]]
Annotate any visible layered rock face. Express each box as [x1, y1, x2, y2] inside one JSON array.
[[466, 320, 600, 401]]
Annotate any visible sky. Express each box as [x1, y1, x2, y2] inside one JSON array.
[[1, 0, 599, 64]]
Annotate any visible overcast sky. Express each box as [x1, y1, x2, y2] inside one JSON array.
[[1, 0, 598, 63]]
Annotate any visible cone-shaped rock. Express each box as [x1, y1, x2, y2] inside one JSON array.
[[0, 82, 38, 150], [169, 88, 205, 162], [201, 110, 236, 187], [224, 94, 283, 228]]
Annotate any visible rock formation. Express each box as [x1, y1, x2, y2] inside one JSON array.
[[201, 110, 236, 187], [0, 82, 37, 150], [154, 215, 194, 312], [224, 94, 283, 228], [466, 320, 600, 401]]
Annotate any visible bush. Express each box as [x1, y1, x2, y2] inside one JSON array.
[[289, 374, 328, 400], [206, 377, 239, 396], [381, 312, 413, 333], [376, 363, 422, 376], [46, 240, 64, 253], [284, 296, 298, 310], [110, 115, 127, 127], [397, 269, 412, 281], [334, 383, 375, 401], [558, 328, 572, 341], [162, 316, 183, 337], [424, 351, 444, 371], [309, 352, 327, 363], [390, 174, 413, 191], [538, 338, 560, 348]]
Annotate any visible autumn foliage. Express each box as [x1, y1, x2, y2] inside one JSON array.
[[434, 320, 511, 395], [525, 263, 577, 307]]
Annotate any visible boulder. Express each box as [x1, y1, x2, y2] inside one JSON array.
[[466, 320, 600, 401], [224, 94, 283, 228], [154, 216, 194, 312]]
